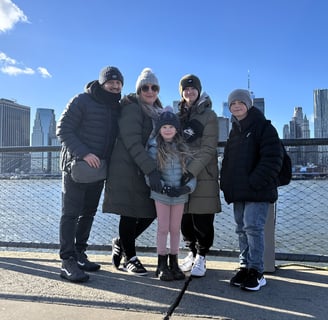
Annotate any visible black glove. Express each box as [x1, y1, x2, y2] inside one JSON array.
[[181, 171, 194, 186], [167, 186, 191, 197], [148, 169, 162, 193], [161, 185, 171, 194], [183, 119, 204, 142]]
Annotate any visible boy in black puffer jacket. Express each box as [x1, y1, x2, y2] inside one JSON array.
[[221, 89, 283, 291]]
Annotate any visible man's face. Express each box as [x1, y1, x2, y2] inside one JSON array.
[[102, 80, 122, 93]]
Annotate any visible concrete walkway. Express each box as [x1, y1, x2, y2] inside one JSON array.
[[0, 251, 327, 320]]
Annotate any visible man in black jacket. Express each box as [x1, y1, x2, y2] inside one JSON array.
[[56, 66, 123, 282]]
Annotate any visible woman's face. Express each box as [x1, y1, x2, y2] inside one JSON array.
[[182, 86, 199, 106], [139, 83, 159, 105]]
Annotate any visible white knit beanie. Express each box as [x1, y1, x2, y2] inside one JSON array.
[[135, 68, 160, 93]]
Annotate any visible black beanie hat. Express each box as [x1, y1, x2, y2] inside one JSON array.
[[228, 89, 252, 110], [155, 106, 181, 134], [179, 74, 202, 97], [99, 66, 124, 86]]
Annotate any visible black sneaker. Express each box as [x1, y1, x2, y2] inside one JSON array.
[[77, 252, 101, 272], [123, 257, 148, 276], [230, 268, 248, 287], [60, 257, 89, 282], [112, 237, 123, 269], [241, 268, 266, 291]]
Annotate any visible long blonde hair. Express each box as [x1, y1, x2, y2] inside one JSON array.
[[155, 132, 193, 173]]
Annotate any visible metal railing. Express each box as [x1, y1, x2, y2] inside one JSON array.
[[0, 139, 328, 262]]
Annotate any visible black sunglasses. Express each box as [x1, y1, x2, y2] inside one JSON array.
[[141, 85, 159, 92]]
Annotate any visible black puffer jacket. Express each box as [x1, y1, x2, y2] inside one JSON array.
[[56, 80, 120, 172], [220, 107, 283, 204]]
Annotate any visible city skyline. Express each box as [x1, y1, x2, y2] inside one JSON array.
[[1, 0, 328, 137], [1, 87, 326, 142], [1, 93, 327, 175], [3, 88, 327, 144]]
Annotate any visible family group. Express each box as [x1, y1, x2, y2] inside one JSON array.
[[56, 66, 283, 292]]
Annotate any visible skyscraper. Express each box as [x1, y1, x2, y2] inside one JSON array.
[[284, 106, 316, 166], [0, 98, 30, 174], [172, 100, 180, 113], [313, 89, 328, 138], [31, 108, 58, 173], [289, 107, 304, 139], [217, 117, 229, 140], [313, 89, 328, 166], [253, 97, 265, 114], [222, 101, 230, 118]]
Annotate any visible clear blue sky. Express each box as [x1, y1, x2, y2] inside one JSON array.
[[1, 0, 328, 137]]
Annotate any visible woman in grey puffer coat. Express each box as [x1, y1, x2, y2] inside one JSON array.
[[146, 107, 196, 281]]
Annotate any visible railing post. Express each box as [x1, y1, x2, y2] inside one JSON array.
[[264, 202, 276, 272]]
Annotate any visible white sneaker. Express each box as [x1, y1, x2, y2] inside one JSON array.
[[179, 252, 195, 272], [190, 254, 206, 277]]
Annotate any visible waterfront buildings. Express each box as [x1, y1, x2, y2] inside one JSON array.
[[0, 98, 30, 174]]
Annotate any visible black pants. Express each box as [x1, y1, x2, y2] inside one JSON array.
[[59, 172, 104, 260], [119, 216, 155, 261], [181, 213, 215, 257]]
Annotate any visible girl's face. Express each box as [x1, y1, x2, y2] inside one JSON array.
[[160, 125, 177, 142], [230, 100, 248, 120], [139, 83, 159, 106], [182, 87, 199, 106]]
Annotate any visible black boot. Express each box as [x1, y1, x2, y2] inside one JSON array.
[[156, 255, 174, 281], [169, 254, 185, 280]]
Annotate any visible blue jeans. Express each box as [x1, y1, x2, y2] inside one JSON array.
[[233, 201, 269, 273]]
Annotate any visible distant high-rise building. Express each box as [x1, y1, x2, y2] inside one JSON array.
[[284, 106, 316, 166], [283, 124, 290, 139], [313, 89, 328, 166], [31, 108, 58, 173], [284, 107, 311, 139], [302, 115, 310, 139], [253, 97, 265, 114], [313, 89, 328, 138], [222, 101, 230, 118], [32, 108, 56, 146], [0, 98, 30, 174], [217, 117, 229, 142], [290, 107, 304, 138], [172, 100, 179, 113]]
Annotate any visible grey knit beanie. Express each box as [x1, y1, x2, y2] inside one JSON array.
[[228, 89, 252, 110], [135, 68, 160, 93]]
